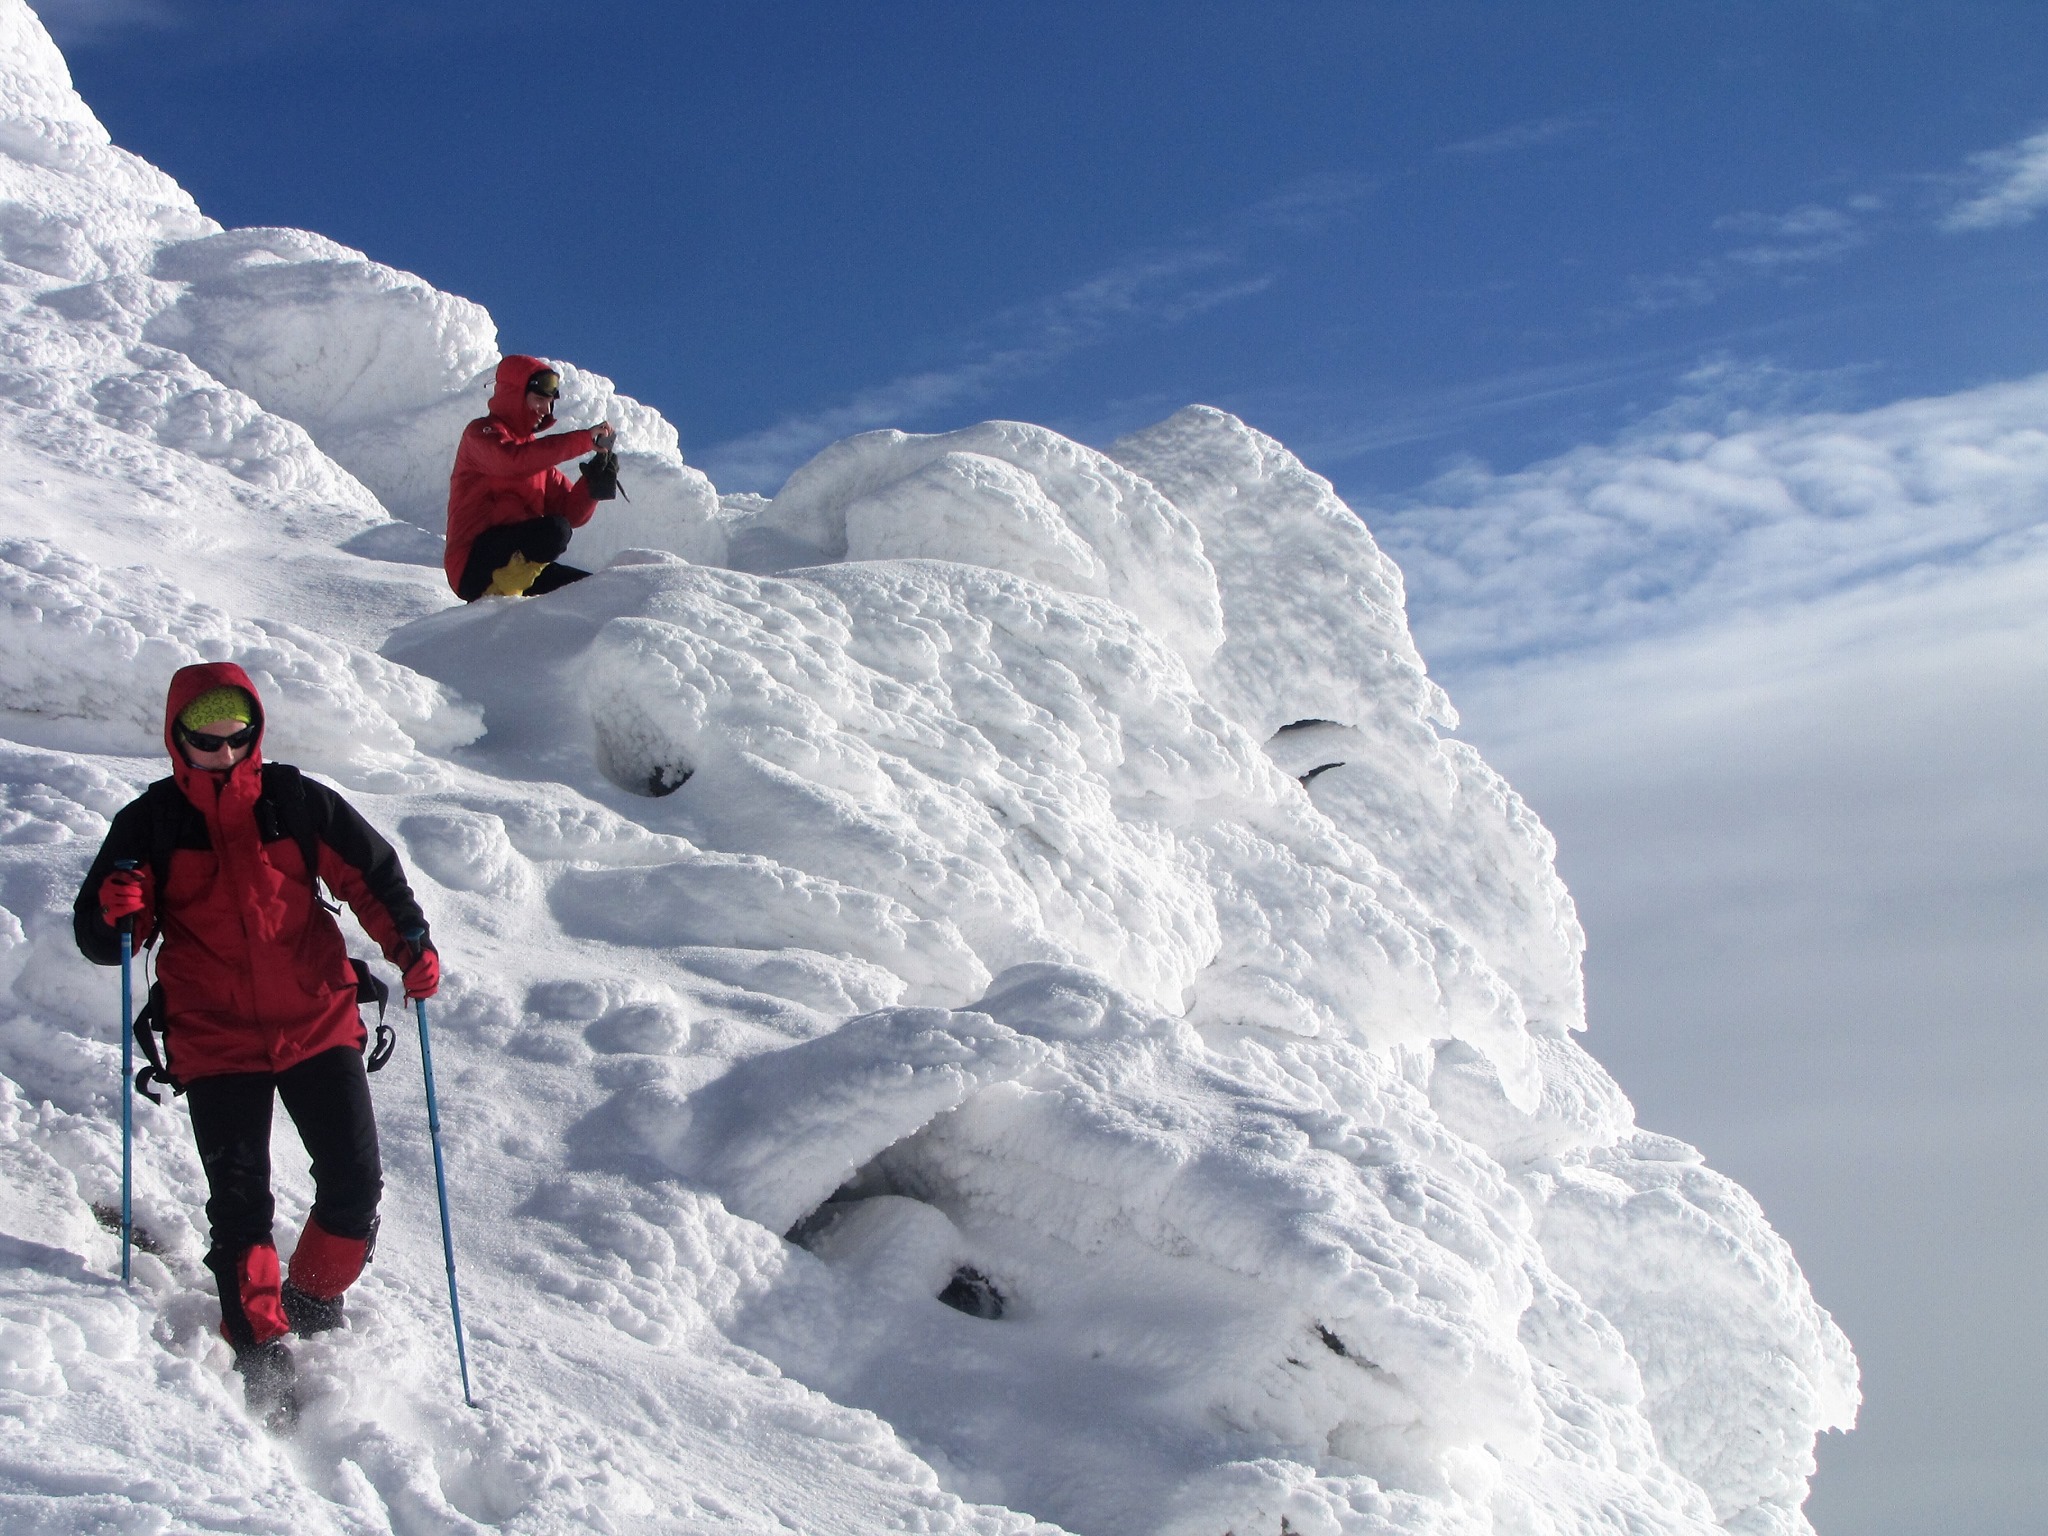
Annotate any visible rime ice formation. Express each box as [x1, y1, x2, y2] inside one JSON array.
[[0, 5, 1855, 1533]]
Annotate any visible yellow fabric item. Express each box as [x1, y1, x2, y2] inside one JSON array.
[[178, 686, 256, 732], [488, 555, 549, 597]]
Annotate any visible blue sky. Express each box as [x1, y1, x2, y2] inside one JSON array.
[[45, 3, 2048, 1532], [50, 1, 2048, 500]]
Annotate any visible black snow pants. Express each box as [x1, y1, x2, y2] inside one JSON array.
[[455, 514, 592, 601], [186, 1045, 382, 1345]]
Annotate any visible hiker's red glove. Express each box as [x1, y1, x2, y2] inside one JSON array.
[[400, 937, 440, 1000], [99, 867, 152, 939]]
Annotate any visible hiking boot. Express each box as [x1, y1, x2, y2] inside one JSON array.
[[234, 1338, 299, 1434], [281, 1279, 345, 1336], [488, 554, 549, 596]]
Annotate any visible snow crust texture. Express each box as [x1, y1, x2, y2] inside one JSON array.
[[0, 5, 1855, 1533]]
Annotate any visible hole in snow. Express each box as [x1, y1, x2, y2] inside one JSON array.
[[1273, 718, 1339, 734], [784, 1199, 858, 1250], [785, 1144, 939, 1246], [937, 1265, 1005, 1320], [1298, 761, 1344, 786], [591, 713, 695, 800], [644, 763, 691, 797], [1313, 1323, 1379, 1369]]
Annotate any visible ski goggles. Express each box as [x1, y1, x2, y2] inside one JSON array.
[[526, 369, 561, 399], [179, 721, 258, 753]]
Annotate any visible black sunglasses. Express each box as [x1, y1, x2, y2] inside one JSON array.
[[181, 722, 258, 753]]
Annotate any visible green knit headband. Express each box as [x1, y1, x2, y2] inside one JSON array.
[[179, 686, 256, 734]]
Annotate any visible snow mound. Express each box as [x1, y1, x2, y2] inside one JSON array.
[[730, 418, 1225, 664], [391, 551, 1535, 1098], [147, 226, 498, 431], [1116, 408, 1587, 1036], [0, 4, 1854, 1534]]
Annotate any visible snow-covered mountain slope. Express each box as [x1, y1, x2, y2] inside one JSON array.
[[0, 5, 1855, 1533]]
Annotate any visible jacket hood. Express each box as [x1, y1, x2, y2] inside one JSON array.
[[489, 353, 555, 434], [164, 661, 266, 793]]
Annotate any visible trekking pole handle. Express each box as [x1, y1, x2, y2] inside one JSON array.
[[112, 858, 137, 935]]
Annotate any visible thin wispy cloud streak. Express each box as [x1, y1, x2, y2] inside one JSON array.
[[34, 0, 178, 43], [1437, 113, 1592, 158], [702, 252, 1272, 490], [1295, 350, 1688, 466], [701, 182, 1364, 491], [1941, 124, 2048, 231], [1604, 114, 2048, 323], [1317, 127, 2025, 478], [1611, 195, 1887, 320], [1717, 200, 1878, 269]]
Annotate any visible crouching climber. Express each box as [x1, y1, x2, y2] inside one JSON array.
[[445, 353, 621, 600], [73, 663, 440, 1426]]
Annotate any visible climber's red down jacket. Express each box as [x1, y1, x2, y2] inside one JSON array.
[[443, 353, 598, 592], [72, 662, 429, 1081]]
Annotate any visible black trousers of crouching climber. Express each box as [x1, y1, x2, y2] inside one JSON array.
[[455, 514, 593, 601], [186, 1045, 382, 1342]]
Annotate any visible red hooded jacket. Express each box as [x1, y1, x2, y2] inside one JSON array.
[[443, 353, 599, 592], [73, 663, 430, 1080]]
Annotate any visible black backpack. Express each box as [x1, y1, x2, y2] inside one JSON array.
[[130, 765, 395, 1102]]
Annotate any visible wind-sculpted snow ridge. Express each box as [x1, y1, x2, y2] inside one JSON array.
[[0, 2, 1853, 1533]]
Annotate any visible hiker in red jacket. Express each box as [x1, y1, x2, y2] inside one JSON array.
[[445, 354, 620, 599], [74, 663, 439, 1424]]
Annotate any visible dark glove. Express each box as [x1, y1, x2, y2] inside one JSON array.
[[400, 934, 440, 1000], [99, 867, 153, 935], [578, 449, 620, 501]]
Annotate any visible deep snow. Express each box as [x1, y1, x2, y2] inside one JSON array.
[[0, 5, 1854, 1533]]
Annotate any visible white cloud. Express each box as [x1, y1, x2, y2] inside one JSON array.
[[1378, 367, 2048, 670], [1616, 196, 1881, 316], [1438, 114, 1590, 158], [1714, 203, 1870, 268], [1941, 125, 2048, 232], [33, 0, 180, 44], [1622, 120, 2048, 314]]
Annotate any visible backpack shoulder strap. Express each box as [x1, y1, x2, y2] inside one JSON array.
[[262, 763, 338, 913], [262, 766, 394, 1069]]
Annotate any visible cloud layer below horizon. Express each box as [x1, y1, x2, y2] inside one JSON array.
[[1377, 365, 2048, 677], [1396, 348, 2048, 1536]]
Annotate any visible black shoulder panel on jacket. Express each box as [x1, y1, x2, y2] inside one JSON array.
[[73, 791, 164, 966]]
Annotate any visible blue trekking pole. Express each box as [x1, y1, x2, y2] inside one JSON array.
[[115, 858, 137, 1289], [408, 935, 474, 1407]]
